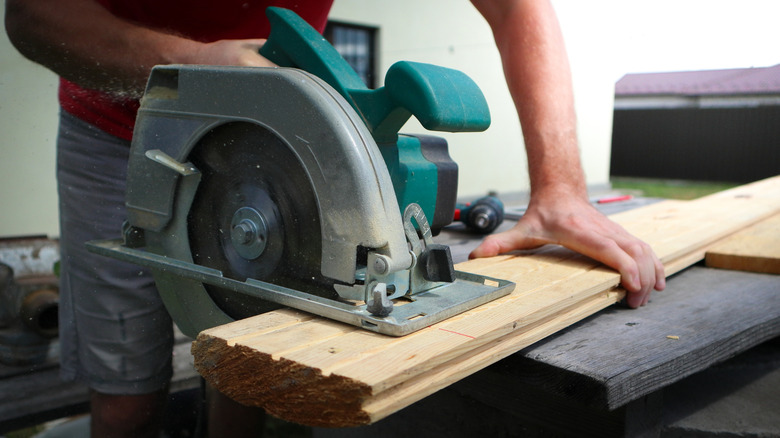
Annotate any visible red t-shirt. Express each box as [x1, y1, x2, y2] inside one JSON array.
[[59, 0, 333, 140]]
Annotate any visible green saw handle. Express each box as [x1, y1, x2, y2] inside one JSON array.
[[259, 7, 490, 143]]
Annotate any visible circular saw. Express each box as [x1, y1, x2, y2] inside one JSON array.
[[87, 7, 514, 337]]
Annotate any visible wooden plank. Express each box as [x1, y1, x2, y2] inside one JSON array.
[[191, 175, 780, 427], [705, 213, 780, 274]]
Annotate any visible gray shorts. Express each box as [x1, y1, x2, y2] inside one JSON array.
[[57, 111, 174, 395]]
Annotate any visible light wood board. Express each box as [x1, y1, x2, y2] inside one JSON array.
[[191, 175, 780, 427], [705, 213, 780, 274]]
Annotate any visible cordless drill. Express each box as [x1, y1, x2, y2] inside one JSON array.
[[453, 196, 504, 234]]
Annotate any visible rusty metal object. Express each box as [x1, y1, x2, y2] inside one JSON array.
[[19, 286, 59, 339], [0, 237, 60, 366]]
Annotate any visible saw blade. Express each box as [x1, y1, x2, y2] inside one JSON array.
[[187, 122, 337, 319]]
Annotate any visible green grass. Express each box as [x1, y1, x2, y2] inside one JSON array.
[[610, 178, 739, 200], [6, 425, 45, 438]]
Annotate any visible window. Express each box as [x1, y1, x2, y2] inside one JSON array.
[[324, 22, 378, 89]]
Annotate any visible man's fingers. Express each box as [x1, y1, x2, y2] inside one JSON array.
[[611, 235, 665, 307], [469, 221, 544, 259], [468, 237, 501, 259], [190, 39, 277, 68], [654, 258, 667, 291], [238, 39, 276, 67]]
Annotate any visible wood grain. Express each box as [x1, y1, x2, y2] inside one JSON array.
[[191, 176, 780, 427], [705, 213, 780, 274]]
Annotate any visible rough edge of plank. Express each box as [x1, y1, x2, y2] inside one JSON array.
[[192, 332, 375, 425]]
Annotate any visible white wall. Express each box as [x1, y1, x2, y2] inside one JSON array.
[[3, 0, 779, 238], [1, 2, 61, 237]]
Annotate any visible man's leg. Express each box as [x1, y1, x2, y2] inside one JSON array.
[[57, 111, 174, 437], [206, 382, 266, 438], [90, 389, 169, 438]]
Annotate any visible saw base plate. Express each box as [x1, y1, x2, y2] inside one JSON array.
[[87, 239, 513, 336]]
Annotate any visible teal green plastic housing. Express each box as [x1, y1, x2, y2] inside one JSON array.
[[259, 7, 490, 230]]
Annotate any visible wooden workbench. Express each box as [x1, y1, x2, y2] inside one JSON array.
[[1, 194, 778, 436]]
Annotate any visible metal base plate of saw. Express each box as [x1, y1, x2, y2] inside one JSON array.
[[87, 7, 515, 337]]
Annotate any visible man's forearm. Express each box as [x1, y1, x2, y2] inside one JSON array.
[[471, 0, 666, 304], [5, 0, 198, 97], [471, 0, 585, 200]]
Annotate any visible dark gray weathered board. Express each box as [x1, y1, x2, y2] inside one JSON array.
[[495, 266, 780, 410]]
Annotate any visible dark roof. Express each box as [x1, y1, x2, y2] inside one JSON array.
[[615, 64, 780, 97]]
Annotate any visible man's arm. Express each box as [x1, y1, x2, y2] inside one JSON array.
[[470, 0, 665, 307], [5, 0, 274, 98]]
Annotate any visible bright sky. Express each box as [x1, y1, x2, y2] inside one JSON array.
[[556, 0, 780, 80]]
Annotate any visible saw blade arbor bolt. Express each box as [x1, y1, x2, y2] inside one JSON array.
[[232, 220, 257, 244], [230, 207, 269, 260]]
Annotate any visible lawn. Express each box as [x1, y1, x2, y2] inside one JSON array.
[[610, 178, 739, 200]]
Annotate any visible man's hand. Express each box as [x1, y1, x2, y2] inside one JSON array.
[[184, 39, 277, 68], [470, 191, 666, 308]]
